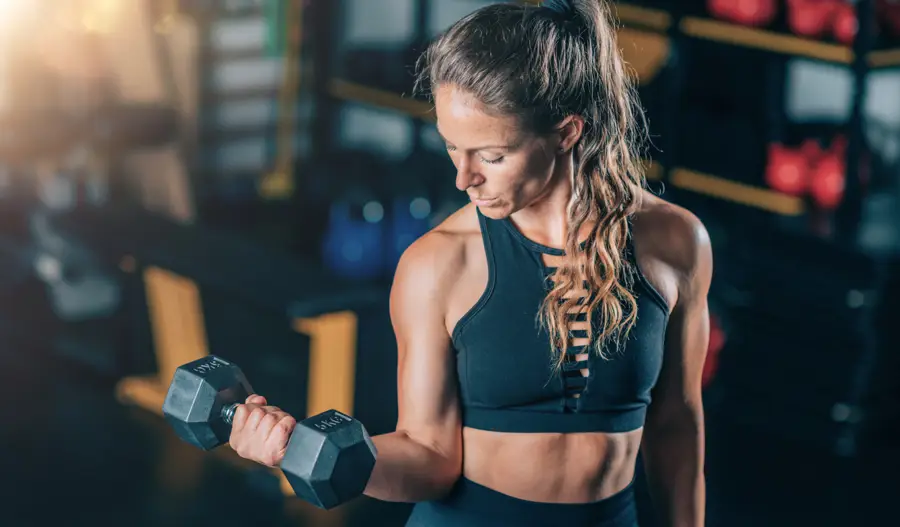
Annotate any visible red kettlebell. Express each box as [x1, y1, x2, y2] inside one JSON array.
[[802, 137, 826, 165], [765, 143, 809, 196], [833, 2, 858, 45], [708, 0, 735, 21], [810, 148, 846, 210], [788, 0, 841, 38], [732, 0, 778, 26]]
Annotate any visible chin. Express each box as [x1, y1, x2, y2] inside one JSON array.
[[476, 202, 514, 220]]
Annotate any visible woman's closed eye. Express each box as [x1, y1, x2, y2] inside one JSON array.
[[446, 145, 505, 165]]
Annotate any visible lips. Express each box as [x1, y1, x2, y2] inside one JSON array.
[[470, 196, 497, 206]]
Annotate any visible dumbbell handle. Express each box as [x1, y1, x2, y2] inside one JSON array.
[[222, 403, 240, 425], [220, 400, 295, 426], [221, 403, 355, 433]]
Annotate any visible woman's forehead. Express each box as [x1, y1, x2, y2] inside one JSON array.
[[434, 85, 523, 146]]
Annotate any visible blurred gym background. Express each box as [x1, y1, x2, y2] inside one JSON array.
[[0, 0, 898, 525]]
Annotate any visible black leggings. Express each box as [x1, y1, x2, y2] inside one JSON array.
[[404, 478, 638, 527]]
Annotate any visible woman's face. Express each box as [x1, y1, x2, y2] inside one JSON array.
[[433, 84, 563, 219]]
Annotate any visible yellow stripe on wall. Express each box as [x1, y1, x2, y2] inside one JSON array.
[[680, 17, 853, 63], [294, 311, 359, 417], [670, 168, 805, 216], [615, 4, 671, 30], [327, 79, 435, 121], [143, 266, 210, 384]]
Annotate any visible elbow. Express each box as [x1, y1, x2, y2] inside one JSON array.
[[432, 448, 463, 498], [644, 405, 704, 442], [433, 467, 462, 499], [400, 429, 462, 499]]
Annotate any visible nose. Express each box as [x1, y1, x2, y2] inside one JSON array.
[[454, 157, 484, 192]]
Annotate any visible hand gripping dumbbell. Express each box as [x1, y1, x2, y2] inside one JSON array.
[[161, 355, 377, 510]]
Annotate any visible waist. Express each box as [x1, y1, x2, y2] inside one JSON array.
[[462, 426, 642, 503]]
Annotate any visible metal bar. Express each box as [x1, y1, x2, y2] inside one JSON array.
[[837, 0, 875, 237]]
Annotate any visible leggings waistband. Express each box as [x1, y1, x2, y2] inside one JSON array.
[[407, 477, 637, 527]]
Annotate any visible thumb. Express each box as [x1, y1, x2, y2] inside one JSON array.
[[246, 394, 267, 405]]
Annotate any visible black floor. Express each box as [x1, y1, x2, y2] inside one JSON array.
[[1, 318, 898, 527]]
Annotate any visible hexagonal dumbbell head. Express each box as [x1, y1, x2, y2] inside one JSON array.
[[162, 355, 253, 450], [281, 409, 377, 510]]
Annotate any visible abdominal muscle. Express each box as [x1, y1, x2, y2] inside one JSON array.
[[460, 427, 644, 503]]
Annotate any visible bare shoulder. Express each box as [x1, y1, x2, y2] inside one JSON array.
[[391, 203, 481, 313], [631, 191, 713, 304]]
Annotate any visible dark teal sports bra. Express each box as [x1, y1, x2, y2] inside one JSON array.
[[451, 210, 670, 434]]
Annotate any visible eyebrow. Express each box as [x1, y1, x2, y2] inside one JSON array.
[[435, 126, 515, 151]]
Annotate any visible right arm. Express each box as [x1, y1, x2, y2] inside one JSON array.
[[228, 233, 464, 502], [363, 233, 464, 503]]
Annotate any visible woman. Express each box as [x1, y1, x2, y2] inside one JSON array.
[[229, 1, 711, 525]]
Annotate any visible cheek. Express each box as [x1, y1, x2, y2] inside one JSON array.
[[487, 168, 528, 203], [500, 158, 553, 200]]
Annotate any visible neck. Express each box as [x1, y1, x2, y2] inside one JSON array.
[[509, 155, 585, 249]]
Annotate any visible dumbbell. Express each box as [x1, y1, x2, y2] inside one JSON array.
[[162, 355, 377, 510]]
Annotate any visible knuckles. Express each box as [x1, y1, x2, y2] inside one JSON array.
[[278, 417, 296, 435]]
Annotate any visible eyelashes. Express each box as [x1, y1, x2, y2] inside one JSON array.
[[445, 146, 504, 165]]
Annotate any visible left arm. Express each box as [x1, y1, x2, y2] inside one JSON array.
[[641, 212, 712, 527]]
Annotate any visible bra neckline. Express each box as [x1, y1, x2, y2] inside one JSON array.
[[499, 216, 590, 256]]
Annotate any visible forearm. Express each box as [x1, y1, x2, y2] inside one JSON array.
[[642, 421, 705, 527], [363, 430, 460, 503]]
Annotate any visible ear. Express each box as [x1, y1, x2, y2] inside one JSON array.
[[555, 115, 585, 154]]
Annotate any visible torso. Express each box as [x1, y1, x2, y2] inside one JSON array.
[[436, 191, 679, 503]]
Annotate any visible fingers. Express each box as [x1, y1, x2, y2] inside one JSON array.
[[231, 394, 265, 430], [231, 404, 250, 434], [231, 403, 260, 432], [226, 396, 294, 467], [239, 405, 281, 434], [231, 404, 286, 434], [245, 406, 268, 433], [230, 397, 270, 433]]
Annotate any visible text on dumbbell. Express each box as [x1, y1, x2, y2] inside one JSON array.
[[314, 415, 349, 430], [191, 357, 229, 375]]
